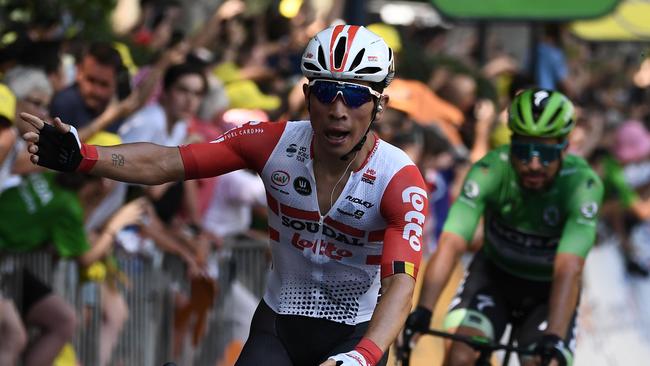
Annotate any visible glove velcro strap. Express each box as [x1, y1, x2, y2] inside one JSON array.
[[355, 338, 383, 366], [77, 144, 99, 173]]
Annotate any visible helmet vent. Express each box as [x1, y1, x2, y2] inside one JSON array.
[[356, 67, 382, 75], [349, 48, 365, 71], [317, 46, 327, 70], [334, 36, 347, 69], [546, 107, 563, 128], [303, 62, 321, 71]]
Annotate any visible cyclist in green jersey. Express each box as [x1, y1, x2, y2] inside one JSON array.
[[403, 88, 603, 366]]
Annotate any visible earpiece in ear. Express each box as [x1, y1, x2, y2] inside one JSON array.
[[376, 105, 383, 113]]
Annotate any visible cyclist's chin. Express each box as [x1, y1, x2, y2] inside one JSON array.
[[520, 176, 551, 191], [318, 134, 354, 155]]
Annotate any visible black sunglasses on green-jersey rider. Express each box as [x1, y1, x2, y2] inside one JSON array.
[[510, 140, 567, 166], [308, 79, 382, 108]]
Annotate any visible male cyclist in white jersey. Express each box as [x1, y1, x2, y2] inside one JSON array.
[[20, 25, 428, 366]]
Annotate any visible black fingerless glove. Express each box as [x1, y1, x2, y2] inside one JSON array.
[[404, 306, 433, 336], [36, 123, 96, 172], [535, 334, 569, 366]]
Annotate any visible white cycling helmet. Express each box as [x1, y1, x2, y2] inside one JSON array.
[[301, 25, 395, 88]]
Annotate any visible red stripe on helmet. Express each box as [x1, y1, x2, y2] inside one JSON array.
[[329, 25, 361, 73]]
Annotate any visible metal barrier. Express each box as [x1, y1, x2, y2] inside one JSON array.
[[0, 251, 101, 366], [111, 252, 169, 366], [223, 236, 270, 299], [192, 236, 269, 366], [0, 236, 270, 366]]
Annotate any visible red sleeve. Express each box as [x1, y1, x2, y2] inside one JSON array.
[[379, 164, 428, 279], [179, 121, 286, 179]]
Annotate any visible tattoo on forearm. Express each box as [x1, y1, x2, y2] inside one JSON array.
[[111, 154, 125, 167]]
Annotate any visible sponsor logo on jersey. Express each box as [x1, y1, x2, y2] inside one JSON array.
[[297, 146, 309, 162], [487, 217, 559, 256], [286, 143, 298, 157], [293, 177, 312, 195], [580, 202, 598, 219], [281, 216, 364, 246], [362, 168, 376, 185], [402, 186, 427, 252], [271, 171, 290, 186], [290, 233, 352, 260], [543, 206, 560, 226], [337, 207, 365, 219], [463, 180, 480, 199], [345, 195, 374, 208]]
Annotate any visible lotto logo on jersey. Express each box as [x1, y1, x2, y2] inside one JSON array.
[[291, 233, 353, 260], [402, 186, 427, 252]]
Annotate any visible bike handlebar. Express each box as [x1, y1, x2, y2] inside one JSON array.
[[399, 328, 537, 366], [420, 328, 536, 355]]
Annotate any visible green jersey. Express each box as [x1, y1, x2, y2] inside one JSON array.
[[0, 172, 90, 257], [443, 146, 604, 281]]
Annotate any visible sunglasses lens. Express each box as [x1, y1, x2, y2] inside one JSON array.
[[311, 81, 338, 104], [536, 145, 561, 165], [511, 143, 531, 163], [310, 81, 374, 108], [342, 85, 373, 107], [511, 142, 562, 165]]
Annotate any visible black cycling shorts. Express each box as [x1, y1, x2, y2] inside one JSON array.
[[235, 300, 388, 366], [444, 251, 578, 354], [4, 268, 53, 319]]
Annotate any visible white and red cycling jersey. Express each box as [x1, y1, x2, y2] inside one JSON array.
[[179, 120, 427, 325]]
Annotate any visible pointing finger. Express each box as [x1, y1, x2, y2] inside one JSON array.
[[19, 112, 45, 130]]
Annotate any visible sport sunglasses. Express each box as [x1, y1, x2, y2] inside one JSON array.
[[510, 140, 567, 166], [308, 79, 382, 108]]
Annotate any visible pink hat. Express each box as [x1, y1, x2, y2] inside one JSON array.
[[615, 120, 650, 163]]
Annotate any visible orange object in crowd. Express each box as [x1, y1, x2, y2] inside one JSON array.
[[384, 78, 465, 146]]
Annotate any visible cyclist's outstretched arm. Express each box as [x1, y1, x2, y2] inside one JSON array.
[[20, 112, 185, 185], [546, 253, 584, 337], [19, 112, 276, 184], [417, 231, 467, 311]]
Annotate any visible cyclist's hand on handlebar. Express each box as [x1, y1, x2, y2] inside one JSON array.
[[534, 334, 569, 366], [403, 306, 433, 345], [322, 350, 369, 366]]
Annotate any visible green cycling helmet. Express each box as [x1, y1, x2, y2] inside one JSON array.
[[508, 88, 575, 138]]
